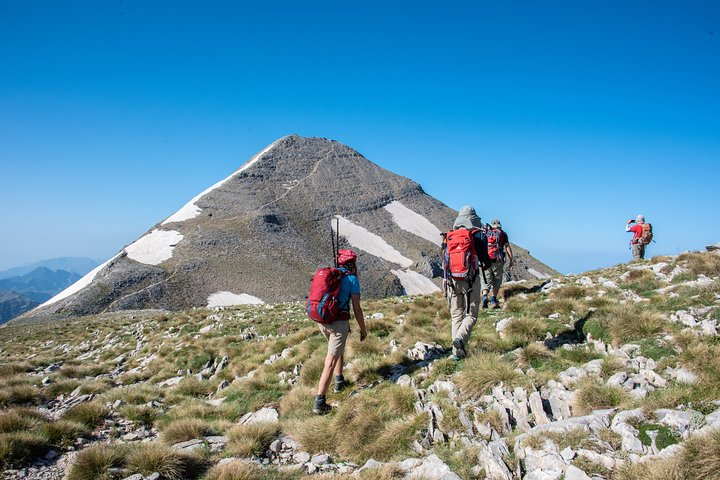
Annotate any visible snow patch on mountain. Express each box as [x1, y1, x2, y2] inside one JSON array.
[[391, 269, 441, 295], [125, 230, 184, 266], [384, 201, 442, 246], [528, 268, 551, 279], [38, 254, 121, 308], [207, 291, 265, 307], [162, 140, 279, 225], [333, 216, 413, 267]]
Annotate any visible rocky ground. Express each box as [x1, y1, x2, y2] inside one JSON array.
[[1, 249, 719, 479]]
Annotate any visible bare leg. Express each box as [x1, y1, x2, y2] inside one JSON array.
[[334, 355, 343, 377], [317, 354, 341, 396]]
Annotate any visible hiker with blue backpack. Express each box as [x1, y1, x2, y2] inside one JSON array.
[[443, 206, 490, 360], [306, 248, 367, 414], [482, 219, 514, 309]]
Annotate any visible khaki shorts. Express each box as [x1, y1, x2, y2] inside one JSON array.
[[319, 320, 350, 357], [485, 259, 505, 292]]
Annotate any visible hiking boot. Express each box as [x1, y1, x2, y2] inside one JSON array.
[[481, 295, 489, 309], [312, 398, 331, 415], [333, 379, 346, 393], [452, 338, 466, 359], [490, 300, 501, 309], [448, 354, 462, 361]]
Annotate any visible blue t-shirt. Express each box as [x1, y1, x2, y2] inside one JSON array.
[[337, 268, 361, 313]]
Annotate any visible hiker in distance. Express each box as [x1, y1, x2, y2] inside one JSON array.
[[626, 215, 653, 261], [482, 219, 514, 309], [311, 249, 367, 415], [443, 206, 490, 360]]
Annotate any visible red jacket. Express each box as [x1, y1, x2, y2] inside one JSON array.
[[628, 224, 643, 244]]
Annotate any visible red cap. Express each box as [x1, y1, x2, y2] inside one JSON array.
[[337, 249, 357, 265]]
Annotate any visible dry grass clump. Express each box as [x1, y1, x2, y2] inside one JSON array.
[[226, 422, 279, 457], [298, 353, 326, 387], [203, 460, 296, 480], [606, 307, 665, 344], [457, 353, 525, 398], [284, 389, 425, 463], [0, 407, 47, 433], [279, 386, 315, 421], [553, 285, 588, 299], [101, 383, 163, 405], [678, 252, 720, 277], [160, 418, 215, 445], [126, 443, 204, 480], [41, 419, 89, 446], [0, 384, 40, 406], [504, 317, 547, 343], [573, 381, 628, 415], [356, 464, 405, 480], [680, 342, 720, 394], [378, 384, 416, 416], [613, 428, 720, 480], [62, 401, 108, 428], [536, 298, 577, 318], [169, 377, 217, 398], [0, 431, 49, 468], [65, 443, 127, 480], [516, 343, 554, 368], [0, 362, 33, 377]]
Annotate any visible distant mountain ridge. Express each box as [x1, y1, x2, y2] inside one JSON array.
[[19, 135, 558, 323], [0, 291, 39, 324], [0, 267, 82, 303], [0, 257, 98, 280]]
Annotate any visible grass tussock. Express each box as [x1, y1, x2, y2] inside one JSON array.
[[62, 401, 108, 428], [504, 317, 547, 342], [161, 418, 215, 445], [66, 443, 127, 480], [126, 443, 204, 480], [226, 422, 279, 457], [573, 381, 628, 415], [42, 420, 89, 446], [203, 460, 298, 480], [457, 353, 525, 398], [678, 252, 720, 277], [284, 389, 425, 463], [553, 285, 587, 299], [279, 386, 315, 421], [0, 431, 49, 468]]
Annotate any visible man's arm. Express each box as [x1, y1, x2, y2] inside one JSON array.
[[505, 243, 514, 267], [625, 220, 634, 232], [351, 293, 367, 341]]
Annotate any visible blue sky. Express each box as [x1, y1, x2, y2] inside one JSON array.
[[1, 1, 718, 274]]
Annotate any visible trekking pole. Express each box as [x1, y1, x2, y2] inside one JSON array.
[[330, 221, 337, 268], [335, 217, 340, 267]]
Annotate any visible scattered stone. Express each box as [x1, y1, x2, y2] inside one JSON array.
[[238, 407, 279, 425]]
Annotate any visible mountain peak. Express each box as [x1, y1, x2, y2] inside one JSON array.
[[21, 137, 557, 322]]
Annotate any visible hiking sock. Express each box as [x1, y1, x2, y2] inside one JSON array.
[[491, 296, 497, 303], [482, 295, 489, 308], [314, 395, 326, 404], [334, 375, 346, 392]]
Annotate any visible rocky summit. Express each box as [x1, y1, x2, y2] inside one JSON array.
[[0, 249, 719, 479], [20, 135, 556, 323]]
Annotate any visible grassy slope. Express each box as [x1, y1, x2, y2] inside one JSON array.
[[0, 251, 719, 479]]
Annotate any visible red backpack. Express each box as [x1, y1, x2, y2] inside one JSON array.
[[306, 267, 350, 324], [487, 228, 505, 261], [444, 228, 479, 281]]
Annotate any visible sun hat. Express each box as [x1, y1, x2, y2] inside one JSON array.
[[453, 206, 482, 229]]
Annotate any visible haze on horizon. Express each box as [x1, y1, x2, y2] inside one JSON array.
[[1, 1, 718, 275]]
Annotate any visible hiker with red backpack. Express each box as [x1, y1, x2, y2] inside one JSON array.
[[482, 219, 514, 309], [626, 215, 653, 261], [307, 248, 367, 414], [443, 206, 490, 360]]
